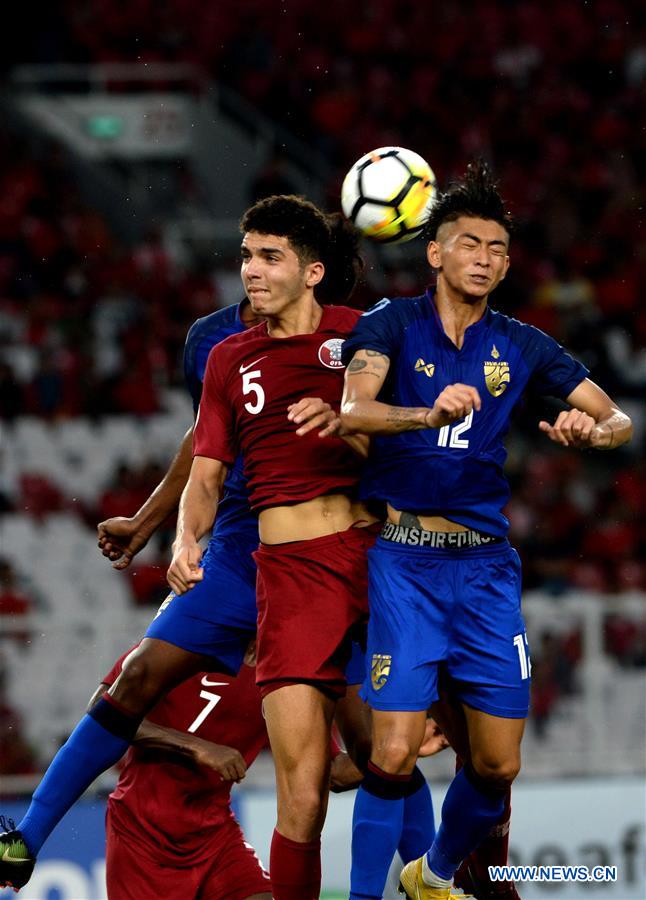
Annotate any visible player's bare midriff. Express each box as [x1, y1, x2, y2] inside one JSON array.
[[387, 503, 469, 533], [259, 493, 380, 544]]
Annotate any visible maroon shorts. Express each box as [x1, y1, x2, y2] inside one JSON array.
[[253, 525, 377, 696], [106, 812, 271, 900]]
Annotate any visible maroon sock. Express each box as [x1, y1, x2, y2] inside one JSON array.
[[469, 788, 512, 884], [270, 828, 321, 900]]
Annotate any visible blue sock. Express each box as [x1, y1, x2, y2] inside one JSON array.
[[349, 762, 411, 899], [426, 764, 506, 880], [398, 766, 435, 863], [18, 698, 140, 856]]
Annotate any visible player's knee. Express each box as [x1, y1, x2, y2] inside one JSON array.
[[470, 751, 520, 789], [279, 786, 326, 838], [371, 734, 418, 775], [111, 651, 163, 712]]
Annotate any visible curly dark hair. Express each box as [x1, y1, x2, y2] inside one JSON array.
[[424, 160, 514, 241], [240, 194, 363, 304]]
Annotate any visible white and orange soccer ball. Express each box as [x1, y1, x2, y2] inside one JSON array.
[[341, 146, 437, 243]]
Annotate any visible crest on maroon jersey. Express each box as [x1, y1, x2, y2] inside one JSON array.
[[318, 338, 345, 369]]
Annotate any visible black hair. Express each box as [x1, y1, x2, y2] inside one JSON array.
[[240, 194, 363, 305], [424, 160, 514, 241]]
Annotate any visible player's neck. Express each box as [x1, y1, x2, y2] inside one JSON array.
[[265, 296, 323, 338], [434, 285, 487, 350]]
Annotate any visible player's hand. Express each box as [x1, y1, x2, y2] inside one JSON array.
[[539, 409, 604, 448], [330, 751, 364, 793], [418, 717, 450, 757], [287, 397, 342, 438], [424, 384, 481, 429], [167, 540, 204, 595], [191, 739, 248, 782], [97, 516, 152, 570]]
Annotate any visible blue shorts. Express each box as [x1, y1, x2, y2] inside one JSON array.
[[145, 533, 258, 675], [361, 537, 530, 718]]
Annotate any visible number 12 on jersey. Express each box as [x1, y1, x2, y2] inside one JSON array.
[[437, 410, 473, 449]]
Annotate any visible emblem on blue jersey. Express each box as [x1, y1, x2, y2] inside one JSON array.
[[371, 653, 392, 691], [414, 358, 435, 378], [318, 338, 345, 369], [484, 357, 510, 397]]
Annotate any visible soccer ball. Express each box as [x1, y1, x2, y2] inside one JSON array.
[[341, 146, 437, 243]]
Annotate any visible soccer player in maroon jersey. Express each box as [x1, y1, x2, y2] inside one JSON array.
[[167, 195, 380, 900], [93, 642, 271, 900]]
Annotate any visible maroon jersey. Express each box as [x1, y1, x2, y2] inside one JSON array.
[[103, 652, 268, 866], [193, 304, 363, 510]]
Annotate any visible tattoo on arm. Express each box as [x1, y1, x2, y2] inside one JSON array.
[[347, 357, 386, 378], [399, 511, 423, 529], [385, 406, 428, 432]]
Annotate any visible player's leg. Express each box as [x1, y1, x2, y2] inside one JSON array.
[[401, 543, 529, 898], [435, 687, 517, 898], [351, 536, 443, 899], [253, 528, 376, 899], [419, 711, 524, 893], [262, 683, 336, 900], [340, 645, 437, 870]]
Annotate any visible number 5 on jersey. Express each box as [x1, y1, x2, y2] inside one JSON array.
[[242, 369, 265, 414]]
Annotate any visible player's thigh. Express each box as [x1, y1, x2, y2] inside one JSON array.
[[106, 821, 198, 900], [109, 637, 212, 713], [463, 704, 526, 777], [199, 818, 271, 900]]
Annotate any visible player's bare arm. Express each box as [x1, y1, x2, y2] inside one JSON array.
[[539, 377, 633, 449], [341, 348, 481, 434], [98, 425, 194, 569], [87, 683, 246, 781], [167, 456, 228, 595]]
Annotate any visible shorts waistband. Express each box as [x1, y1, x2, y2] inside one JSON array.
[[380, 521, 504, 550]]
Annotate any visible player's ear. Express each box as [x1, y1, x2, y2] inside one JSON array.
[[500, 255, 510, 281], [427, 240, 441, 269], [305, 260, 325, 288]]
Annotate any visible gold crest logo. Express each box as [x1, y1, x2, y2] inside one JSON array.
[[491, 344, 500, 359], [371, 654, 392, 691], [414, 358, 435, 378], [484, 360, 510, 397]]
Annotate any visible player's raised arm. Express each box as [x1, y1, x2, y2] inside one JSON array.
[[167, 456, 227, 595], [341, 348, 481, 435], [539, 377, 633, 449]]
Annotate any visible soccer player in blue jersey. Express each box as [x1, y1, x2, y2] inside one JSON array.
[[338, 162, 633, 900]]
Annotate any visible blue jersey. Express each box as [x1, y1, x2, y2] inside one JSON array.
[[183, 302, 258, 539], [342, 290, 589, 536]]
